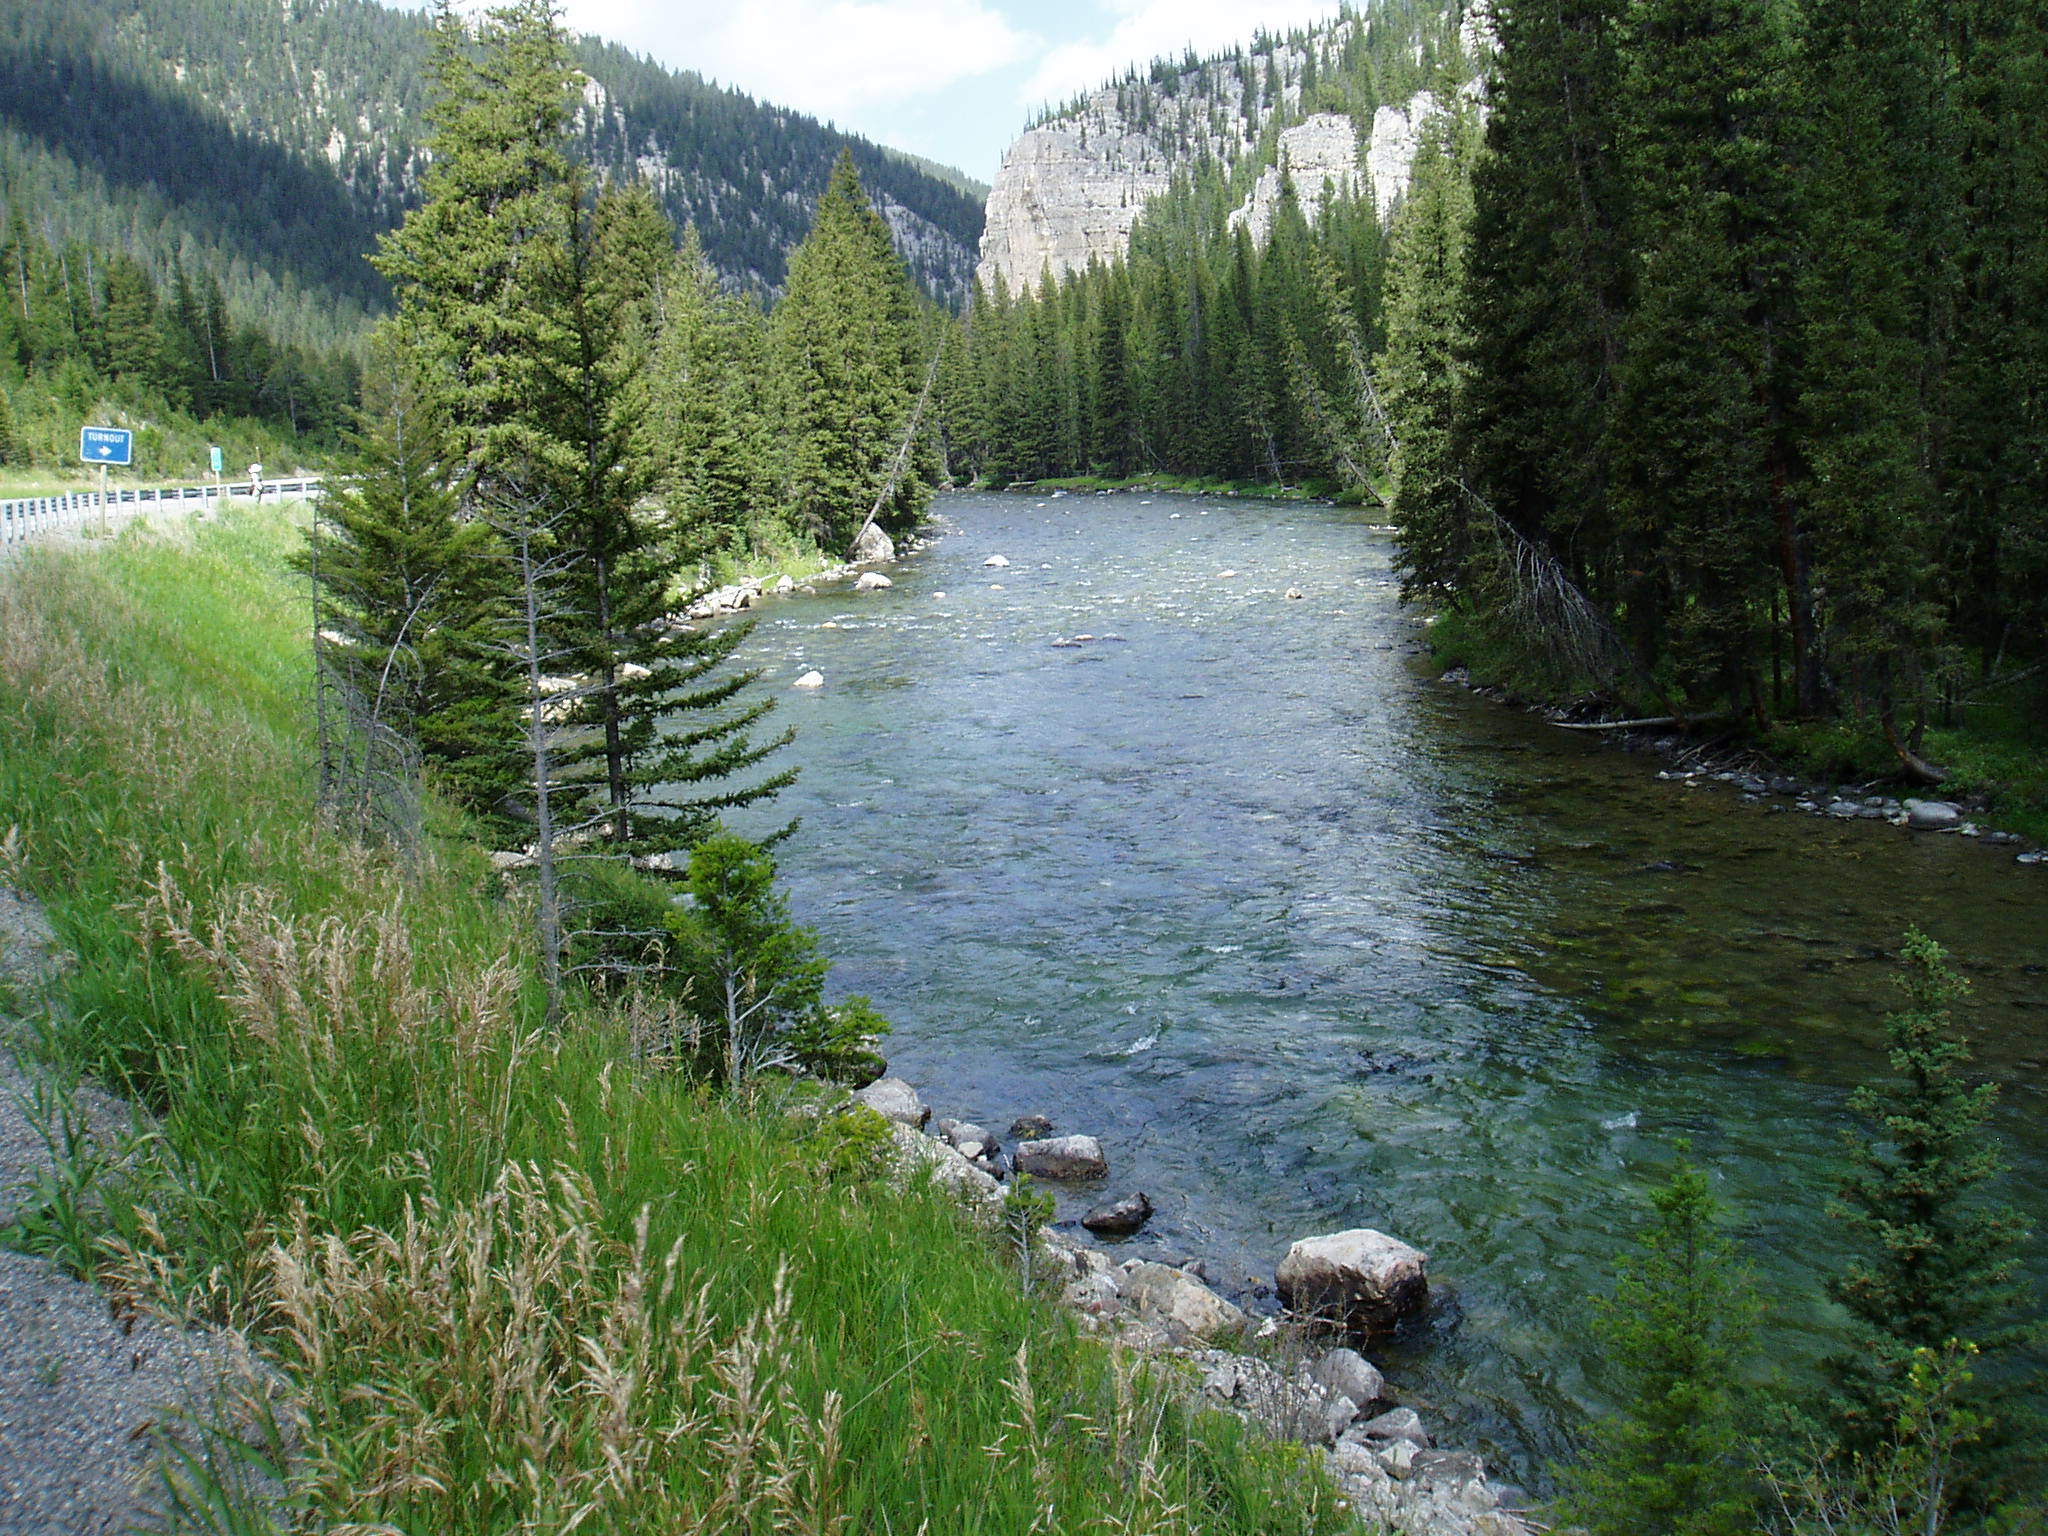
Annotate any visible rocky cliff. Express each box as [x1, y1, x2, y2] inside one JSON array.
[[978, 4, 1488, 294]]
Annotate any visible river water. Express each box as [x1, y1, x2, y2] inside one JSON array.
[[725, 489, 2048, 1488]]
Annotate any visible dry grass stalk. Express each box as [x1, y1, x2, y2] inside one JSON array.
[[267, 1163, 854, 1533]]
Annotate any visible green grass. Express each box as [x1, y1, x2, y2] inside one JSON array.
[[1765, 688, 2048, 844], [0, 512, 1354, 1533]]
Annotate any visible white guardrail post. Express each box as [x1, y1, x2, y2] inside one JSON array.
[[0, 476, 322, 555]]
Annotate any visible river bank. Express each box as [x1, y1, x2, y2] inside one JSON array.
[[1422, 605, 2048, 850], [727, 488, 2048, 1491], [1428, 659, 2048, 867]]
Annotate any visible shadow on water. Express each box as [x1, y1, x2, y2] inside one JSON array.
[[721, 489, 2048, 1489]]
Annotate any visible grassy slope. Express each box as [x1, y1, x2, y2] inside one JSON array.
[[0, 510, 1350, 1533]]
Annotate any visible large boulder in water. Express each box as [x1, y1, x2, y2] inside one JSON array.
[[1014, 1134, 1107, 1180], [851, 523, 896, 565], [1276, 1229, 1428, 1335], [1082, 1191, 1153, 1236]]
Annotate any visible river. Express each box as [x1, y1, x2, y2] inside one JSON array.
[[725, 488, 2048, 1489]]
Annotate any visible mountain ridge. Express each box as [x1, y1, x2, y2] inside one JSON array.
[[0, 0, 987, 353]]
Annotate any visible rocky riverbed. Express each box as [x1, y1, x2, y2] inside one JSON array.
[[723, 488, 2048, 1488]]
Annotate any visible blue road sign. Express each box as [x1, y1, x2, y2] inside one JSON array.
[[80, 426, 134, 466]]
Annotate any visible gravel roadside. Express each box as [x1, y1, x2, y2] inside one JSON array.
[[0, 884, 274, 1534]]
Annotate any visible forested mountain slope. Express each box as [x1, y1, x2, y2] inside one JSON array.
[[0, 0, 985, 355]]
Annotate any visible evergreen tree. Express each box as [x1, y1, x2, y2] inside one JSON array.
[[1825, 929, 2038, 1499], [362, 0, 792, 854], [371, 0, 581, 503], [1609, 0, 1804, 716], [310, 338, 514, 821], [1556, 1148, 1759, 1536], [666, 832, 888, 1084], [771, 149, 934, 552], [1378, 107, 1477, 602], [1794, 0, 1945, 740], [651, 226, 775, 558], [1457, 0, 1630, 602], [97, 252, 160, 384]]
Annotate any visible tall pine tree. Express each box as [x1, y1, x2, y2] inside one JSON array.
[[771, 149, 934, 552]]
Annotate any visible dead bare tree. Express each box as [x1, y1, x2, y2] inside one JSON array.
[[308, 498, 427, 855], [848, 340, 942, 563], [1454, 478, 1651, 700]]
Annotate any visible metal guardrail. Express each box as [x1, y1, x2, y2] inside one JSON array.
[[0, 476, 324, 552]]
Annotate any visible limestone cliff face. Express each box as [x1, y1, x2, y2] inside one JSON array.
[[1228, 114, 1362, 248], [977, 43, 1312, 295], [975, 107, 1179, 296], [977, 5, 1490, 295]]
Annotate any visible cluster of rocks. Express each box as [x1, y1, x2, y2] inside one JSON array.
[[678, 526, 940, 624], [856, 1074, 1529, 1536], [1647, 768, 2044, 863], [680, 571, 808, 620]]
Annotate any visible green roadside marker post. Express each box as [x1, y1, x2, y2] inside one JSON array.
[[80, 426, 133, 536], [209, 445, 224, 510]]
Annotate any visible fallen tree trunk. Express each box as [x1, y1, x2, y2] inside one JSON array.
[[1881, 705, 1947, 786], [1548, 714, 1692, 732]]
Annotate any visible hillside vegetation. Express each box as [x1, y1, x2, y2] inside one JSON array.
[[0, 0, 985, 364]]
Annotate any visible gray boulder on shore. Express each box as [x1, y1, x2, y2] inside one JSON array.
[[1904, 798, 1963, 830], [1309, 1346, 1386, 1412], [854, 1077, 928, 1128]]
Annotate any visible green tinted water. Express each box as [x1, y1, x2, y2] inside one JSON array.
[[725, 490, 2048, 1487]]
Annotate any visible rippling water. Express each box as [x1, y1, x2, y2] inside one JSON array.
[[724, 489, 2048, 1488]]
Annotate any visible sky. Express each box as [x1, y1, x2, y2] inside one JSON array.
[[551, 0, 1349, 186]]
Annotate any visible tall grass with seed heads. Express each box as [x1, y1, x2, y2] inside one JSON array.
[[0, 510, 1359, 1534]]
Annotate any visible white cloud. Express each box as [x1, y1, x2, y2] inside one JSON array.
[[561, 0, 1035, 120], [1020, 0, 1343, 111]]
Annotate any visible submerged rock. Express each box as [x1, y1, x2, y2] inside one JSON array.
[[1276, 1228, 1429, 1335], [1010, 1113, 1054, 1139], [1081, 1191, 1153, 1236]]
